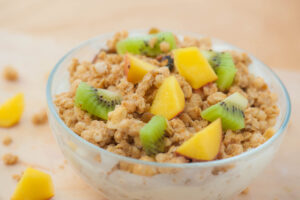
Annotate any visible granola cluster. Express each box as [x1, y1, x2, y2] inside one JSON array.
[[54, 31, 279, 166]]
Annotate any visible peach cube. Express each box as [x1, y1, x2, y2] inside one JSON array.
[[173, 47, 217, 89], [11, 167, 54, 200], [150, 76, 185, 120], [124, 54, 158, 83], [176, 119, 222, 161]]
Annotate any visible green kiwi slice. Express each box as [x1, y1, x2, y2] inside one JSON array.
[[202, 50, 237, 91], [116, 32, 177, 56], [201, 102, 245, 131], [140, 115, 167, 155], [74, 82, 122, 120], [224, 92, 248, 110]]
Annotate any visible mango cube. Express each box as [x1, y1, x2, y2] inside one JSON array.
[[0, 93, 24, 127], [124, 54, 158, 83], [173, 47, 218, 89], [176, 119, 222, 161], [150, 76, 185, 120], [11, 167, 54, 200]]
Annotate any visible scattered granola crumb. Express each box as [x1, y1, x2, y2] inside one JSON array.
[[159, 41, 170, 53], [2, 135, 12, 146], [31, 109, 48, 125], [148, 27, 160, 34], [12, 173, 22, 181], [2, 153, 18, 165], [240, 187, 249, 195], [3, 65, 19, 81], [59, 164, 65, 169]]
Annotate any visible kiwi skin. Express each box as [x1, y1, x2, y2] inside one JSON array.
[[140, 115, 167, 156], [201, 101, 245, 131]]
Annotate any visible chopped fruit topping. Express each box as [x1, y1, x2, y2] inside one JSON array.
[[176, 119, 222, 161], [140, 115, 167, 155], [11, 167, 54, 200], [75, 82, 122, 120], [201, 92, 248, 130], [224, 92, 248, 110], [173, 47, 218, 89], [0, 93, 24, 127], [116, 32, 177, 56], [202, 50, 237, 90], [124, 54, 158, 83], [201, 101, 245, 131], [150, 76, 185, 120]]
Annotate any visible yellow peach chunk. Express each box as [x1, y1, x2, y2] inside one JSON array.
[[176, 119, 222, 161], [150, 76, 185, 120], [124, 54, 158, 83], [11, 167, 54, 200], [173, 47, 218, 89], [0, 93, 24, 127]]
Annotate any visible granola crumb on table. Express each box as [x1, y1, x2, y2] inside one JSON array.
[[2, 135, 12, 146], [2, 153, 18, 165], [12, 173, 22, 181], [2, 65, 19, 81], [31, 109, 48, 125], [240, 187, 250, 195], [54, 31, 280, 169]]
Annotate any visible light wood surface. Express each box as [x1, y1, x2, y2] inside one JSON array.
[[0, 0, 299, 199], [0, 0, 299, 71]]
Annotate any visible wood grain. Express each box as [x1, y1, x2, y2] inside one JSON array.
[[0, 0, 299, 71], [0, 0, 299, 199]]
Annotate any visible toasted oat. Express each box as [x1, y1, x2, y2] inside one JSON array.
[[159, 41, 170, 53], [2, 135, 12, 146], [2, 153, 18, 165], [240, 187, 249, 195], [12, 173, 22, 181], [148, 27, 160, 34], [263, 128, 275, 140], [31, 109, 48, 125], [3, 65, 19, 81]]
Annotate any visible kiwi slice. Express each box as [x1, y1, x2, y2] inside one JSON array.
[[74, 82, 122, 120], [201, 102, 245, 131], [224, 92, 248, 110], [116, 32, 177, 56], [202, 50, 237, 91], [140, 115, 167, 155]]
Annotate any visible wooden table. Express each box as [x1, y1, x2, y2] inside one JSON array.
[[0, 0, 299, 199]]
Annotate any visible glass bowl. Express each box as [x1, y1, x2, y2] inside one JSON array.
[[46, 30, 291, 200]]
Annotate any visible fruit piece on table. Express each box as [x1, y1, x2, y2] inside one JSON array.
[[124, 54, 158, 83], [202, 50, 237, 91], [0, 93, 24, 127], [173, 47, 218, 89], [75, 82, 122, 120], [224, 92, 248, 110], [150, 76, 185, 120], [140, 115, 167, 155], [11, 167, 54, 200], [176, 119, 222, 161], [201, 101, 245, 131], [116, 32, 177, 56]]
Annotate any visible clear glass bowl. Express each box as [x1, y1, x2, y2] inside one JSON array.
[[46, 30, 291, 200]]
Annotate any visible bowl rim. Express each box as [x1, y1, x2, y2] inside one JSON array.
[[46, 30, 291, 168]]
